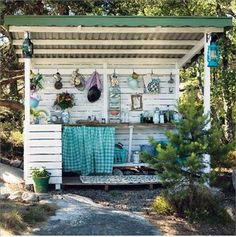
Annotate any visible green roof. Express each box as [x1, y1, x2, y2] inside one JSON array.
[[4, 15, 232, 28]]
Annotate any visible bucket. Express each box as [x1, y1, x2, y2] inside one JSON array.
[[32, 176, 50, 193]]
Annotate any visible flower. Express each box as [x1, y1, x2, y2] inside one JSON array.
[[54, 92, 74, 110]]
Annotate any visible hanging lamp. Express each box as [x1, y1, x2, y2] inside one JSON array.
[[22, 32, 34, 58], [207, 42, 220, 67]]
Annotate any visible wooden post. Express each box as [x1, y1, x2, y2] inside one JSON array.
[[24, 57, 31, 181], [103, 63, 108, 122], [203, 33, 211, 174], [128, 125, 134, 162], [175, 63, 180, 100]]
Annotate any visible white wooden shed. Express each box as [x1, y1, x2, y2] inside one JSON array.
[[4, 16, 232, 190]]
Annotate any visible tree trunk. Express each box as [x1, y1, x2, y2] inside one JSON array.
[[221, 31, 235, 142], [196, 60, 204, 96], [0, 100, 24, 111], [225, 103, 235, 141]]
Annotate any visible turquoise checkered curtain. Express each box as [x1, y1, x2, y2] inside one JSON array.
[[62, 126, 115, 175]]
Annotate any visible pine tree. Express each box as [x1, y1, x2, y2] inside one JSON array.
[[142, 90, 211, 204]]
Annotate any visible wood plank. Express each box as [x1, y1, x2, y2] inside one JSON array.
[[113, 163, 150, 167], [20, 58, 178, 65], [13, 39, 199, 46], [29, 162, 62, 169], [34, 68, 177, 74], [29, 140, 61, 147], [28, 170, 62, 177], [16, 48, 188, 55], [27, 147, 61, 155], [28, 132, 61, 139], [9, 26, 224, 33], [29, 124, 61, 131], [178, 37, 205, 67], [28, 154, 61, 162]]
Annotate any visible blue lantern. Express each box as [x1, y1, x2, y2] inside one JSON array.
[[207, 42, 220, 67]]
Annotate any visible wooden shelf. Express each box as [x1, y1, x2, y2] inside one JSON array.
[[64, 122, 175, 129], [113, 162, 150, 167]]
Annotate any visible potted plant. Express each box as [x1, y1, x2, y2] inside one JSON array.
[[54, 92, 74, 123], [30, 108, 49, 124], [31, 167, 51, 193]]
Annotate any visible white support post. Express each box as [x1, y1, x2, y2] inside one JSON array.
[[24, 58, 31, 181], [203, 33, 211, 174], [128, 126, 134, 162], [103, 63, 108, 122], [175, 63, 180, 101]]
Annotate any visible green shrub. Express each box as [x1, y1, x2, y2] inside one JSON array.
[[8, 131, 23, 147], [167, 185, 232, 223], [0, 210, 26, 232], [152, 194, 174, 215]]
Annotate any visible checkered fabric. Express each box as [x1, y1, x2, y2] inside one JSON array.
[[62, 126, 115, 175], [147, 78, 160, 93]]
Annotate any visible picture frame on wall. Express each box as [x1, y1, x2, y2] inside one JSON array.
[[131, 94, 143, 111]]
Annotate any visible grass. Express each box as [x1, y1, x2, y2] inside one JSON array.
[[0, 200, 57, 235]]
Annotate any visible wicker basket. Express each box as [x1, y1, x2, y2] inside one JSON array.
[[114, 148, 128, 164]]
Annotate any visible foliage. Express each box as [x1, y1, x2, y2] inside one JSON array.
[[152, 194, 174, 215], [208, 123, 236, 170], [164, 185, 232, 223], [30, 71, 44, 91], [0, 0, 235, 160], [30, 108, 48, 118], [8, 131, 23, 147], [143, 90, 210, 189], [31, 167, 51, 178], [0, 200, 57, 235], [54, 92, 74, 110]]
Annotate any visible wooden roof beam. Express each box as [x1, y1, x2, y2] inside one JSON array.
[[13, 39, 199, 46], [19, 58, 178, 65], [15, 49, 188, 55], [177, 37, 205, 68], [9, 26, 224, 34]]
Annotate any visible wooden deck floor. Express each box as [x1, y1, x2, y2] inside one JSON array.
[[62, 175, 160, 191]]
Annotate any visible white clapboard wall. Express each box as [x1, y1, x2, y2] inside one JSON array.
[[33, 68, 177, 151], [25, 124, 62, 188]]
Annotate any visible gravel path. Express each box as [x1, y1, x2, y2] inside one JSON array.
[[64, 187, 160, 213], [33, 193, 161, 235]]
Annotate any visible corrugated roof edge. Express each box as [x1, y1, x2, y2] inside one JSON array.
[[4, 15, 232, 28]]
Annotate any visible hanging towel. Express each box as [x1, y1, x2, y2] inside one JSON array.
[[85, 71, 102, 91], [62, 126, 115, 175]]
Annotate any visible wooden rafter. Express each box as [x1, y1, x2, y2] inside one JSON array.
[[9, 26, 224, 33], [19, 58, 178, 65], [15, 49, 188, 55], [13, 39, 199, 46]]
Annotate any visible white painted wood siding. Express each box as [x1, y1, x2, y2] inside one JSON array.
[[25, 124, 62, 185], [33, 68, 178, 152]]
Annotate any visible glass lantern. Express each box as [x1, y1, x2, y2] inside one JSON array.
[[22, 32, 34, 58], [207, 42, 220, 67]]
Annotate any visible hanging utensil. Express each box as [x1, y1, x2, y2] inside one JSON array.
[[54, 71, 63, 90]]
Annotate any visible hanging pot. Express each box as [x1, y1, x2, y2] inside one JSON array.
[[87, 85, 101, 103], [53, 72, 63, 90], [128, 77, 138, 89], [131, 71, 139, 80], [72, 69, 85, 91]]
